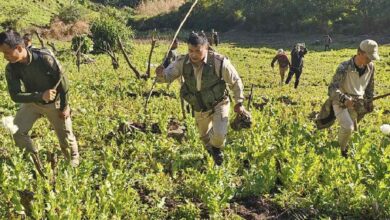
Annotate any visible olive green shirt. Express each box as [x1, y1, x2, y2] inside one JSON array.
[[5, 48, 69, 110]]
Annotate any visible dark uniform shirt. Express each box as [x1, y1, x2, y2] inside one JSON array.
[[5, 48, 69, 110], [291, 47, 308, 69]]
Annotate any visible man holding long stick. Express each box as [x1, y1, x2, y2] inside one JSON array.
[[0, 30, 80, 168], [155, 32, 246, 165]]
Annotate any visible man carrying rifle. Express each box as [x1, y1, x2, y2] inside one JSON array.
[[318, 39, 380, 158], [0, 30, 80, 168]]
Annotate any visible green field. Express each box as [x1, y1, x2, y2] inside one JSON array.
[[0, 37, 389, 219]]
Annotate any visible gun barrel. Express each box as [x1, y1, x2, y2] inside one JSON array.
[[372, 93, 390, 101]]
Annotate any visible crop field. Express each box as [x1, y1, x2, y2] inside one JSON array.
[[0, 38, 389, 219]]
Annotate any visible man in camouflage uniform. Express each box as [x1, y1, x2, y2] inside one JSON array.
[[163, 39, 179, 68], [156, 32, 245, 165], [0, 30, 80, 167], [328, 39, 379, 157]]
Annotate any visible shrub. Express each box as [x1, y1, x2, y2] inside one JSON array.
[[90, 17, 133, 53], [71, 35, 94, 54], [57, 5, 85, 24]]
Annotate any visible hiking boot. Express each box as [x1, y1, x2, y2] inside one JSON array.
[[207, 147, 224, 166], [341, 148, 348, 158]]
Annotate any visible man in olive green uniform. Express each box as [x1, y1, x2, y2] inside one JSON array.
[[328, 39, 379, 157], [0, 30, 79, 167], [156, 32, 245, 165]]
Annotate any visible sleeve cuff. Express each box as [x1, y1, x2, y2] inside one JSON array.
[[34, 92, 43, 102]]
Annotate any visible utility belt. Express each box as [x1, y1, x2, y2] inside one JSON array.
[[36, 95, 60, 108], [197, 93, 228, 113]]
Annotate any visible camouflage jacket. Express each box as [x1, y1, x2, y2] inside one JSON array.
[[328, 57, 374, 105], [316, 57, 375, 129]]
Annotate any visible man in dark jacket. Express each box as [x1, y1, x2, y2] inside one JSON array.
[[0, 30, 80, 167], [285, 43, 308, 89]]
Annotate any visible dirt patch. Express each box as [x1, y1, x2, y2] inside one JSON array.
[[277, 96, 298, 105], [142, 90, 176, 98], [167, 118, 186, 142], [105, 121, 161, 144], [229, 196, 282, 219], [229, 196, 319, 219]]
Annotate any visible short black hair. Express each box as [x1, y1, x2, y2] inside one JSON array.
[[0, 30, 24, 48], [187, 32, 208, 46], [23, 33, 32, 41]]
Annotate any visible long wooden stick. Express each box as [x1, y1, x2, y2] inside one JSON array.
[[118, 37, 141, 79], [247, 84, 254, 110], [163, 0, 199, 60], [144, 0, 199, 113]]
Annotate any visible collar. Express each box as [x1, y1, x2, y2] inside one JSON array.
[[350, 56, 370, 75], [24, 48, 38, 65]]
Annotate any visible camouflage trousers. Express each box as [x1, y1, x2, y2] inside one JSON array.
[[195, 98, 230, 149], [333, 104, 358, 150], [13, 103, 79, 160]]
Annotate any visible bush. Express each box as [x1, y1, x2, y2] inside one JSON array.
[[90, 0, 142, 7], [57, 5, 85, 24], [71, 35, 94, 54], [91, 17, 133, 53]]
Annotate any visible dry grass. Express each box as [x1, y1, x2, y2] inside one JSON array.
[[39, 19, 90, 41], [136, 0, 185, 17]]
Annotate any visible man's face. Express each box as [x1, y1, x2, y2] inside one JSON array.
[[188, 44, 207, 64], [358, 51, 371, 66], [0, 44, 24, 63]]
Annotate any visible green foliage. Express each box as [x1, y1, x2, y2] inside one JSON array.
[[0, 5, 30, 30], [71, 35, 94, 54], [91, 17, 133, 52], [0, 0, 75, 30], [0, 32, 389, 219], [57, 5, 85, 24]]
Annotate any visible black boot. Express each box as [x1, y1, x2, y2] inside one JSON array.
[[341, 148, 348, 158], [207, 146, 224, 166]]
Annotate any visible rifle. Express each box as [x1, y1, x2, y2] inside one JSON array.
[[371, 92, 390, 101], [352, 92, 390, 115], [247, 84, 254, 110]]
